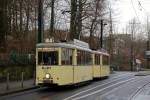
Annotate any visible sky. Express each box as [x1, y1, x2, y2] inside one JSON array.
[[111, 0, 150, 32], [44, 0, 150, 34]]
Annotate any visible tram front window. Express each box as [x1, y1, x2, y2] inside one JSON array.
[[38, 51, 58, 65]]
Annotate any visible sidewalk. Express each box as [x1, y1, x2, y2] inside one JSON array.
[[135, 71, 150, 76], [0, 79, 38, 96]]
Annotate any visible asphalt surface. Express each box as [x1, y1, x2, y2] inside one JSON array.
[[1, 72, 150, 100]]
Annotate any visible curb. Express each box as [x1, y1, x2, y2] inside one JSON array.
[[135, 73, 150, 76], [0, 86, 39, 97]]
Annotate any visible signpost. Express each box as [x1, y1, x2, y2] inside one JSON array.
[[145, 51, 150, 59], [145, 50, 150, 69]]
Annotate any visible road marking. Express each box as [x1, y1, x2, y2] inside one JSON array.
[[129, 77, 150, 100], [64, 73, 133, 100], [98, 76, 150, 100], [100, 77, 144, 99], [73, 77, 136, 100]]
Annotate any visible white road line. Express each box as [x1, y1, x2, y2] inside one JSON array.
[[95, 76, 150, 100], [129, 77, 150, 100], [100, 77, 146, 99], [73, 77, 136, 100], [63, 73, 133, 100]]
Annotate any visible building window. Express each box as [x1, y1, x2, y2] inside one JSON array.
[[61, 48, 73, 65]]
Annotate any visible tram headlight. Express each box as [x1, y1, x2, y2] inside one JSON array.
[[45, 73, 50, 79]]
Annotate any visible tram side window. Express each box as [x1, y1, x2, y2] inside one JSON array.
[[77, 50, 92, 65], [38, 51, 58, 65], [85, 52, 92, 65], [77, 50, 83, 65], [102, 55, 109, 65], [61, 48, 73, 65], [95, 54, 100, 65]]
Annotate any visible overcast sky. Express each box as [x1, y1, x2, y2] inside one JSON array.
[[111, 0, 150, 32], [44, 0, 150, 34]]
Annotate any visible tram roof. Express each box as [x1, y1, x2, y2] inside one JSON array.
[[36, 43, 109, 56], [93, 51, 109, 56], [37, 42, 92, 52]]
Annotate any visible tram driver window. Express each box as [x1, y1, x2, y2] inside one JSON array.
[[38, 51, 58, 65]]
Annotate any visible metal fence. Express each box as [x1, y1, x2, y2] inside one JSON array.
[[0, 66, 35, 82], [5, 72, 35, 90], [0, 52, 35, 66]]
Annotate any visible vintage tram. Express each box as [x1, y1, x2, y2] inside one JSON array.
[[36, 39, 110, 86]]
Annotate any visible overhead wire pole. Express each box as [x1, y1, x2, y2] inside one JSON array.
[[138, 0, 150, 68], [70, 0, 77, 40], [130, 0, 142, 71], [130, 21, 135, 71], [38, 0, 43, 43], [109, 8, 113, 65], [147, 17, 150, 69], [78, 0, 83, 40], [100, 20, 104, 49], [129, 20, 140, 71], [50, 0, 55, 38]]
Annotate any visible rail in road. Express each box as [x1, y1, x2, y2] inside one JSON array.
[[99, 75, 150, 100], [64, 76, 137, 100], [129, 80, 150, 100], [63, 75, 135, 100], [0, 72, 139, 100]]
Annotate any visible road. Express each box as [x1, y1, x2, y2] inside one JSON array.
[[1, 72, 150, 100]]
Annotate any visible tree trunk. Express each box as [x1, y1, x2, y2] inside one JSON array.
[[0, 0, 8, 48], [19, 0, 23, 32], [25, 2, 30, 34], [77, 0, 83, 40]]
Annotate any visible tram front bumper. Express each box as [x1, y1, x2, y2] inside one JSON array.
[[43, 79, 53, 83]]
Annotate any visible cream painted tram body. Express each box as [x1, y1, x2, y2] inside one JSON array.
[[36, 40, 110, 86]]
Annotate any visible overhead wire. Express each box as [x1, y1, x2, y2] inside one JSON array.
[[137, 0, 149, 15], [137, 0, 150, 40], [130, 0, 141, 24]]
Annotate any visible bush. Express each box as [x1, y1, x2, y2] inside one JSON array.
[[0, 66, 35, 82]]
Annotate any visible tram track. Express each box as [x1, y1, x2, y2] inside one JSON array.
[[63, 73, 135, 100], [0, 73, 134, 100], [72, 77, 137, 100], [129, 80, 150, 100], [86, 75, 150, 100], [2, 73, 134, 97]]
